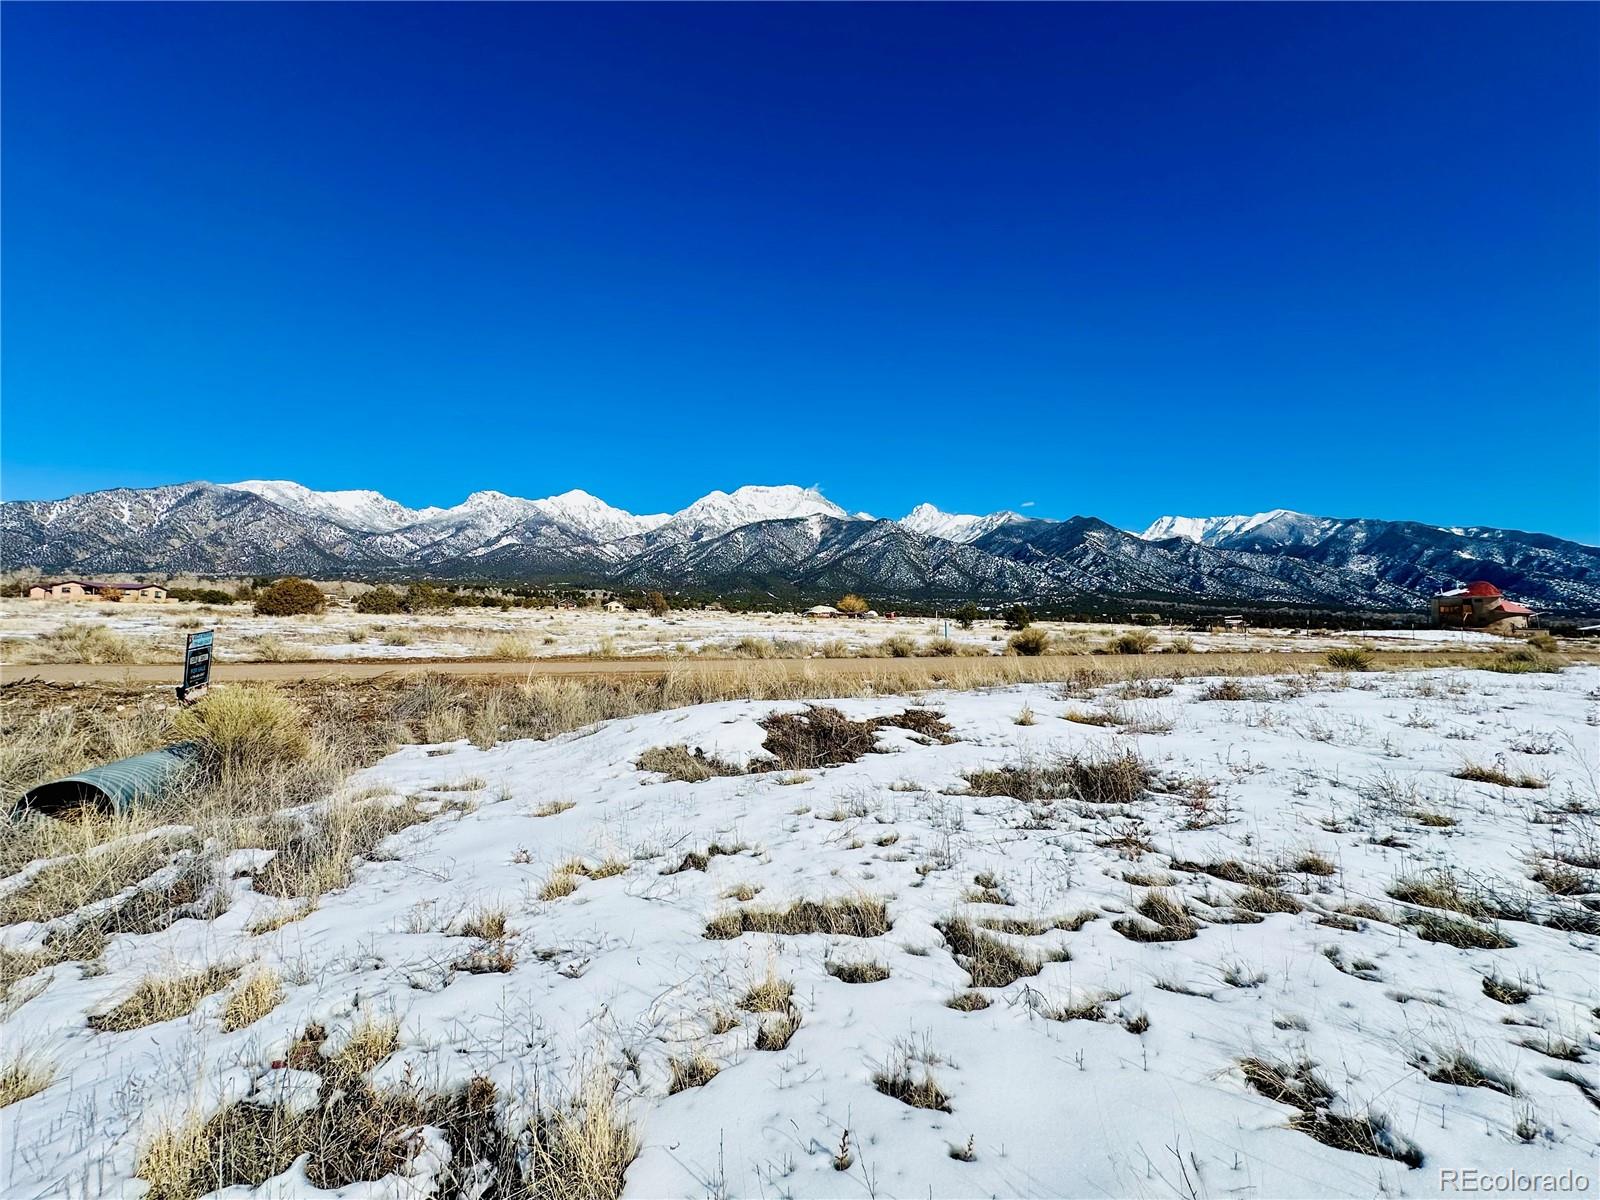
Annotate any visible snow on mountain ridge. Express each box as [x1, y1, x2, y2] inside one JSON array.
[[224, 480, 445, 532], [899, 503, 1028, 544], [528, 489, 671, 541], [1141, 510, 1316, 545], [654, 485, 850, 541]]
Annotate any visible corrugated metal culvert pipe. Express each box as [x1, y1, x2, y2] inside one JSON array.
[[19, 742, 203, 816]]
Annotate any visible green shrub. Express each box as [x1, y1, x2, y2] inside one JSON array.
[[1003, 605, 1033, 631], [1007, 627, 1050, 656], [402, 583, 450, 613], [253, 578, 325, 617], [954, 602, 980, 630], [354, 587, 403, 615]]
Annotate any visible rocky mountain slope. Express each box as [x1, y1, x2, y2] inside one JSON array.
[[4, 482, 1597, 613]]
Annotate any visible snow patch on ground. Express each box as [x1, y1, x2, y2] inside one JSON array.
[[3, 667, 1597, 1197]]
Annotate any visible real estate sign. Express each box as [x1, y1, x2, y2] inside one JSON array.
[[179, 630, 214, 702]]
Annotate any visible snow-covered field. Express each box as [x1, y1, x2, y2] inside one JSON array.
[[0, 598, 1513, 665], [3, 665, 1597, 1197]]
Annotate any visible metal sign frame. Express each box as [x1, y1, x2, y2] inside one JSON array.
[[178, 629, 214, 703]]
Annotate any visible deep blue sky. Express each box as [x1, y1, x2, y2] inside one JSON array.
[[4, 4, 1596, 541]]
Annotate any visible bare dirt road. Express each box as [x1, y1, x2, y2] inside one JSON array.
[[1, 648, 1553, 687]]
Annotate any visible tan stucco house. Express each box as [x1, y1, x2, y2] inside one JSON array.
[[28, 581, 169, 602]]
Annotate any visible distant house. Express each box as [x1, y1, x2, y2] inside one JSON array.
[[804, 604, 840, 618], [603, 599, 627, 613], [29, 581, 168, 602], [1432, 581, 1532, 631]]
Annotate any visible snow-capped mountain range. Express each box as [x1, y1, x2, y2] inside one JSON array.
[[4, 481, 1597, 613]]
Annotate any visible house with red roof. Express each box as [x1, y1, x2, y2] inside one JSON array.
[[1430, 581, 1533, 631]]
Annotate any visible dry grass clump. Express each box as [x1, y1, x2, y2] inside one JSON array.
[[1388, 870, 1527, 923], [945, 991, 991, 1012], [1105, 630, 1157, 655], [1114, 890, 1199, 942], [173, 686, 311, 776], [1480, 647, 1567, 674], [532, 798, 577, 817], [137, 1082, 426, 1199], [251, 797, 445, 901], [0, 1052, 55, 1108], [1047, 992, 1119, 1023], [524, 1069, 638, 1198], [1411, 911, 1515, 950], [667, 1051, 720, 1094], [220, 969, 284, 1032], [1062, 708, 1116, 727], [331, 1013, 400, 1078], [89, 964, 241, 1032], [459, 907, 509, 940], [28, 624, 141, 665], [936, 916, 1059, 988], [1416, 1048, 1517, 1095], [1325, 647, 1374, 671], [1517, 1034, 1585, 1062], [487, 635, 536, 660], [1453, 761, 1547, 789], [963, 884, 1009, 905], [1237, 886, 1303, 915], [452, 940, 517, 975], [976, 911, 1097, 936], [963, 749, 1149, 806], [754, 1010, 802, 1051], [825, 959, 890, 984], [247, 901, 314, 935], [539, 865, 582, 902], [738, 971, 795, 1012], [704, 895, 890, 940], [875, 634, 919, 658], [0, 927, 106, 1003], [0, 835, 185, 927], [757, 706, 952, 772], [1198, 679, 1268, 702], [635, 744, 743, 782], [137, 1062, 633, 1200], [873, 1041, 952, 1112], [1289, 851, 1336, 876], [1007, 627, 1051, 656], [661, 842, 748, 875], [1238, 1057, 1422, 1167], [1481, 974, 1531, 1005], [1171, 858, 1280, 888]]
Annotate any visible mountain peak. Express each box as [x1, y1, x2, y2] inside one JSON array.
[[900, 503, 1028, 544], [662, 484, 850, 538], [529, 489, 670, 540], [1141, 510, 1319, 545], [223, 479, 443, 532]]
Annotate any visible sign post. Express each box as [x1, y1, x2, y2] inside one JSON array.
[[178, 630, 214, 703]]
